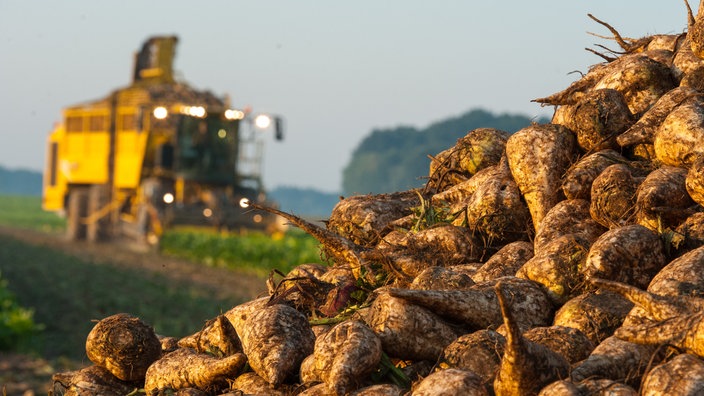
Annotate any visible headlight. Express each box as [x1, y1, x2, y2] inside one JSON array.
[[191, 106, 206, 118], [180, 106, 207, 118], [153, 106, 168, 119], [239, 198, 250, 208], [254, 114, 271, 129], [163, 193, 174, 204], [225, 109, 245, 120]]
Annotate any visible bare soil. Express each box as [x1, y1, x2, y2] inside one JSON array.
[[0, 352, 60, 396], [0, 226, 268, 395]]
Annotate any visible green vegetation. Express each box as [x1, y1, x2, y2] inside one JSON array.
[[0, 195, 65, 233], [160, 228, 324, 277], [0, 195, 324, 278], [0, 196, 59, 355], [342, 108, 549, 195], [0, 271, 43, 352], [0, 194, 324, 359], [0, 236, 245, 360]]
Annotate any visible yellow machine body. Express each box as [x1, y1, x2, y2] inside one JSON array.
[[42, 36, 283, 243]]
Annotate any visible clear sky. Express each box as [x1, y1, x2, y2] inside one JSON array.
[[0, 1, 696, 193]]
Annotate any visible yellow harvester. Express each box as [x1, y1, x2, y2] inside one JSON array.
[[43, 35, 284, 244]]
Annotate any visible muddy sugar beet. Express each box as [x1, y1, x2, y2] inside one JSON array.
[[52, 3, 704, 395]]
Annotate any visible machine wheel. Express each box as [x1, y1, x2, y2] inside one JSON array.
[[136, 202, 161, 249], [66, 187, 89, 241], [87, 185, 111, 243]]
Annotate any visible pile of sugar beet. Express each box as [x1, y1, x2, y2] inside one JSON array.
[[52, 5, 704, 396]]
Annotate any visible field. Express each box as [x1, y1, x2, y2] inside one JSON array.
[[0, 195, 324, 277], [160, 227, 323, 277], [0, 195, 324, 394], [0, 195, 65, 234]]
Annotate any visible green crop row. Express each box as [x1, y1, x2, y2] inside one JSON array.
[[0, 195, 65, 233], [0, 271, 43, 352], [0, 195, 325, 277], [160, 228, 325, 276]]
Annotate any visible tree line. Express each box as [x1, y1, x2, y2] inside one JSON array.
[[0, 166, 43, 196], [341, 108, 548, 195]]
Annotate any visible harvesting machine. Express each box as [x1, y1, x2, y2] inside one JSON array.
[[42, 36, 284, 244]]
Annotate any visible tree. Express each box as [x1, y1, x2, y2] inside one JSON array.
[[342, 108, 547, 195]]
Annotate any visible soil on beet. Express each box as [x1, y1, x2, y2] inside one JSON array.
[[0, 225, 268, 395]]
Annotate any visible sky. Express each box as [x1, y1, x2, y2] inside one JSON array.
[[0, 1, 697, 193]]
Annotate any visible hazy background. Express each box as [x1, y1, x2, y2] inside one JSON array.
[[0, 1, 696, 193]]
